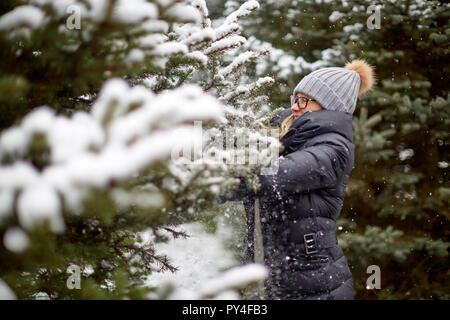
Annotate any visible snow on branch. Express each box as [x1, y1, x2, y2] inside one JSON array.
[[113, 0, 159, 24], [219, 49, 270, 79], [199, 264, 268, 298], [224, 1, 260, 25], [191, 0, 211, 28], [204, 35, 246, 56], [191, 0, 209, 18], [0, 5, 45, 31], [181, 28, 216, 48], [0, 79, 225, 232], [219, 51, 258, 78], [25, 0, 159, 24], [150, 41, 189, 56], [220, 76, 275, 103], [214, 22, 240, 42], [0, 279, 16, 300], [144, 221, 268, 300], [185, 51, 208, 66], [163, 2, 202, 24]]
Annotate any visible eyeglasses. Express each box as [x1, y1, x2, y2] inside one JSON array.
[[290, 95, 316, 109]]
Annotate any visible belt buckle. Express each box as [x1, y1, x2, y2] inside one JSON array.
[[304, 233, 318, 255]]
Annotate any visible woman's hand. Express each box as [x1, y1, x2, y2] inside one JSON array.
[[218, 176, 249, 203]]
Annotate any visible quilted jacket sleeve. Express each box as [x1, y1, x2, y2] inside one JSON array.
[[258, 138, 352, 195]]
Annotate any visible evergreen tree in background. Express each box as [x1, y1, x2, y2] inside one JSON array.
[[216, 0, 449, 299], [0, 0, 274, 299]]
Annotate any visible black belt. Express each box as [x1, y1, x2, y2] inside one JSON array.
[[293, 230, 338, 255]]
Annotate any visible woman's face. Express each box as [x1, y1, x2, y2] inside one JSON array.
[[291, 93, 323, 119]]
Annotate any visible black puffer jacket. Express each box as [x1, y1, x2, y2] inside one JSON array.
[[222, 108, 355, 300]]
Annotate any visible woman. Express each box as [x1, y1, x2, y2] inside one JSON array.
[[221, 60, 375, 300]]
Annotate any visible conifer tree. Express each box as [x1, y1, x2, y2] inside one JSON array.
[[0, 0, 274, 299]]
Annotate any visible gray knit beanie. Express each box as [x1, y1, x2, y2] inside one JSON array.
[[292, 60, 375, 115]]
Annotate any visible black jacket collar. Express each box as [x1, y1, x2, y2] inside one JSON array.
[[271, 109, 354, 155]]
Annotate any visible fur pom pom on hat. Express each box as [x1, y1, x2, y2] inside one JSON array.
[[293, 59, 375, 115], [344, 59, 376, 96]]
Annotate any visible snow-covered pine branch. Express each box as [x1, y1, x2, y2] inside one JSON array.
[[168, 264, 268, 300], [150, 41, 189, 57], [181, 28, 216, 49], [146, 1, 280, 199], [224, 0, 260, 25], [204, 35, 247, 56], [214, 22, 240, 42], [220, 76, 275, 104], [219, 51, 259, 79], [0, 0, 279, 300], [0, 79, 225, 232], [198, 264, 268, 299]]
